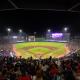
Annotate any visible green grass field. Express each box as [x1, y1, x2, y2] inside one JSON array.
[[14, 42, 67, 59]]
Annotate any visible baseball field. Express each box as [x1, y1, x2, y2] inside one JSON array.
[[13, 42, 69, 59]]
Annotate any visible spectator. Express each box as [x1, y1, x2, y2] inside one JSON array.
[[18, 72, 32, 80]]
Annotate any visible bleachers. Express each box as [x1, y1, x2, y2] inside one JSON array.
[[0, 51, 79, 80]]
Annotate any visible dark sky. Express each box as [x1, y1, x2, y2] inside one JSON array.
[[0, 9, 80, 36]]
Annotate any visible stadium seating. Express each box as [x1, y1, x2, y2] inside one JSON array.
[[0, 51, 79, 80]]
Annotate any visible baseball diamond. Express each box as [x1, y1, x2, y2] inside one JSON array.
[[13, 42, 69, 59]]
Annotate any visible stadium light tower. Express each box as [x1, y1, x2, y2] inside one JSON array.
[[34, 32, 37, 36], [46, 29, 52, 39], [7, 28, 11, 32], [7, 28, 11, 38], [19, 29, 22, 33], [48, 29, 51, 33], [64, 27, 68, 32], [19, 29, 23, 41], [34, 32, 36, 42]]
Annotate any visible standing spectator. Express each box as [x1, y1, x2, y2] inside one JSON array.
[[49, 65, 59, 80]]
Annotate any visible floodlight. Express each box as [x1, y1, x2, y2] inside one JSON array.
[[48, 29, 51, 32], [19, 29, 22, 33], [7, 28, 11, 32], [64, 27, 68, 32]]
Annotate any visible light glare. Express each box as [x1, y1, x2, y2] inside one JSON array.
[[48, 29, 51, 32], [7, 28, 11, 32], [64, 27, 68, 31], [13, 36, 17, 39], [19, 29, 22, 33]]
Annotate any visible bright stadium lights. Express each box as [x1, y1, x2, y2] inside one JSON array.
[[64, 27, 68, 32], [7, 28, 11, 38], [19, 29, 22, 33], [48, 29, 51, 32], [7, 28, 11, 32]]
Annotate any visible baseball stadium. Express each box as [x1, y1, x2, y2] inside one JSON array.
[[0, 1, 80, 79]]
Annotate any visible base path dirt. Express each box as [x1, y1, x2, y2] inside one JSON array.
[[23, 46, 57, 51], [13, 44, 21, 57]]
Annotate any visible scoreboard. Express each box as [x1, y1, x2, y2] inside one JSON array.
[[46, 33, 70, 42]]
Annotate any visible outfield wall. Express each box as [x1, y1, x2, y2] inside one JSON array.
[[27, 37, 68, 43]]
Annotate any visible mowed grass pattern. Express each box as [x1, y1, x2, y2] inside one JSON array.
[[15, 42, 66, 59]]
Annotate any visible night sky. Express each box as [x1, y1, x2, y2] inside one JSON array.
[[0, 9, 80, 36]]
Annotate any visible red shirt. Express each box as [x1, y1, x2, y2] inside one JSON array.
[[18, 75, 32, 80], [66, 63, 71, 69], [50, 67, 59, 76]]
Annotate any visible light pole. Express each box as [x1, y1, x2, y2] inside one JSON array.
[[19, 29, 22, 33], [48, 29, 51, 33], [64, 27, 68, 32], [7, 28, 11, 39], [63, 27, 69, 42], [47, 29, 51, 39], [34, 32, 36, 42], [19, 29, 23, 41]]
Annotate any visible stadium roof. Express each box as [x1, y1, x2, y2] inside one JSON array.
[[0, 0, 80, 12]]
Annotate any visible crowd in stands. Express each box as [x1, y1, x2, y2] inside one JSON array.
[[0, 54, 80, 80], [0, 49, 15, 57]]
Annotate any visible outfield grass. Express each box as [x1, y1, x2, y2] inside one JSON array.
[[15, 42, 66, 59]]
